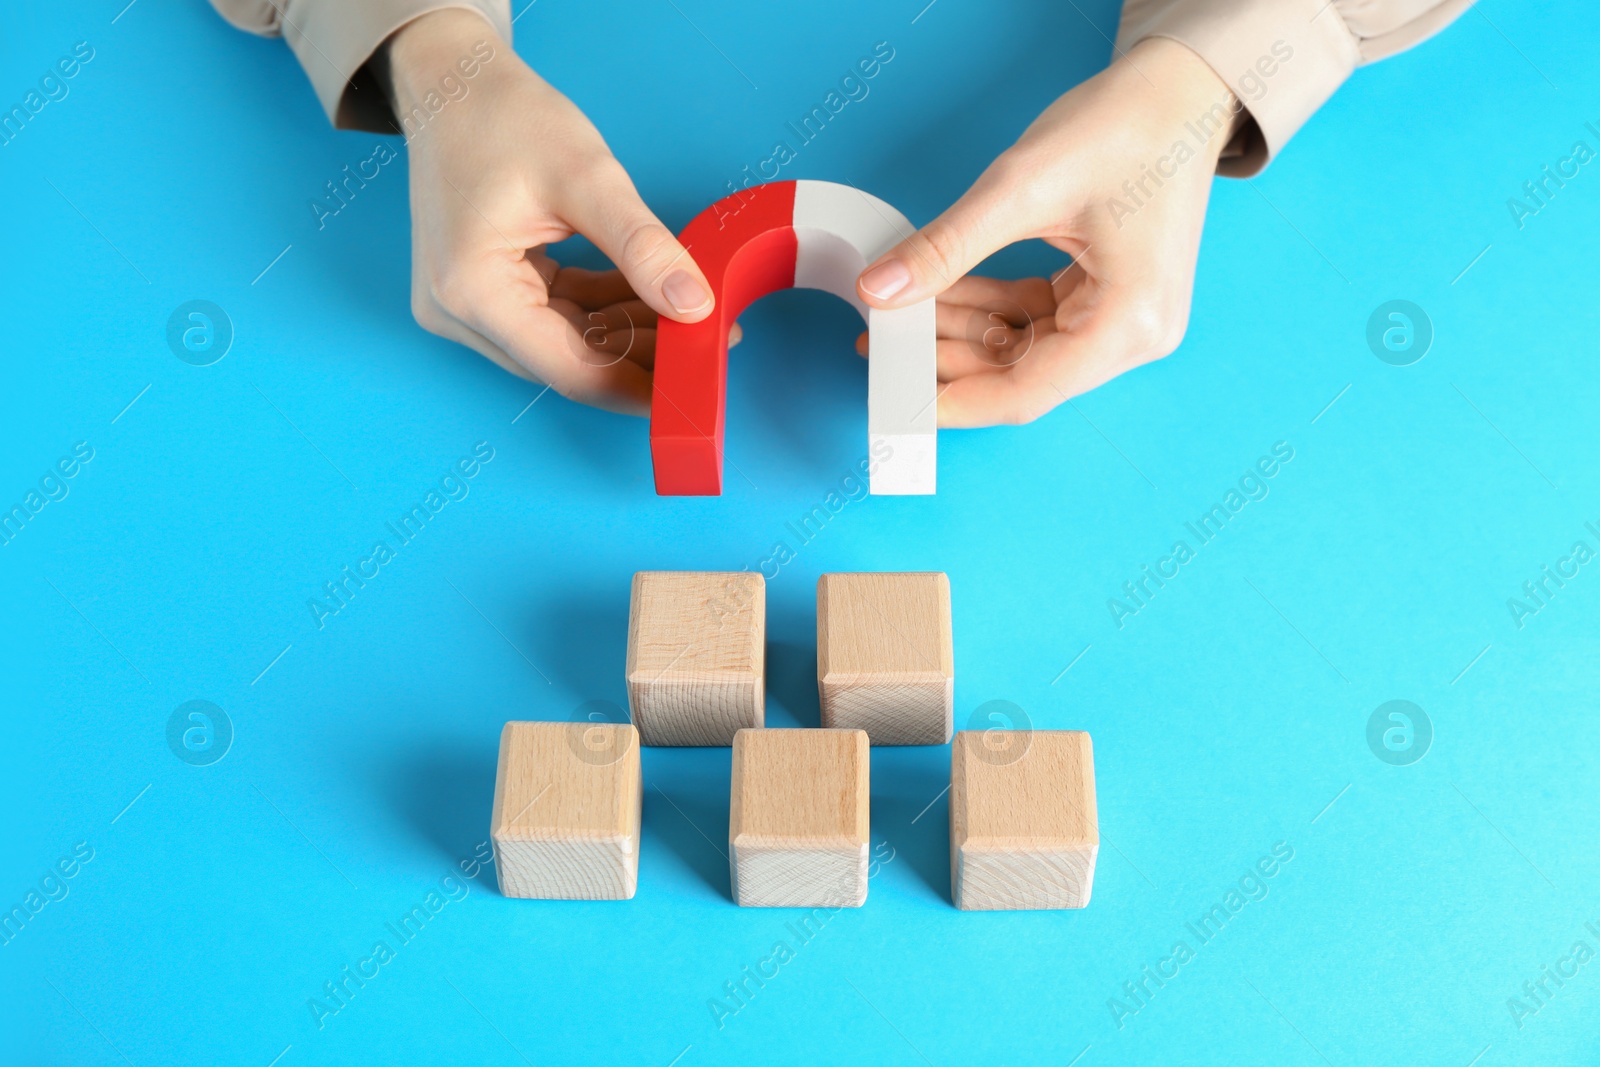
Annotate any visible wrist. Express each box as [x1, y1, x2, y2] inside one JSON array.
[[1124, 37, 1238, 162], [384, 7, 505, 115]]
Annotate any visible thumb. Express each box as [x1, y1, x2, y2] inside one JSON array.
[[857, 166, 1021, 309], [569, 163, 715, 324]]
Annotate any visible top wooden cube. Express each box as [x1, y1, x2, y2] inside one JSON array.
[[817, 572, 953, 745], [626, 571, 765, 746], [950, 729, 1098, 910]]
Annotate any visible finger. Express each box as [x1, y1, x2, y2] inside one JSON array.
[[464, 280, 734, 404], [856, 161, 1027, 309], [938, 274, 1057, 319], [607, 318, 738, 373], [855, 308, 1026, 366], [563, 163, 715, 324], [549, 265, 637, 309], [462, 275, 655, 415], [936, 372, 1041, 428], [856, 330, 1014, 380], [425, 313, 542, 384], [934, 300, 1034, 343], [936, 322, 1133, 428], [953, 301, 1048, 374], [622, 330, 655, 369], [853, 297, 1034, 347], [575, 312, 735, 366], [525, 247, 560, 288], [429, 301, 651, 412], [935, 337, 1025, 381], [857, 307, 1047, 372], [550, 299, 656, 337], [590, 326, 656, 370]]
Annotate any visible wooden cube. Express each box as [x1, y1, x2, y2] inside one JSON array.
[[729, 728, 870, 908], [817, 572, 953, 745], [950, 729, 1098, 910], [490, 721, 641, 900], [626, 571, 765, 746]]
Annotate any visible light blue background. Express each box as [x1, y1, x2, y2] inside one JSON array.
[[3, 1, 1599, 1064]]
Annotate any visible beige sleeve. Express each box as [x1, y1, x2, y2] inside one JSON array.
[[1115, 0, 1474, 175], [208, 0, 512, 131]]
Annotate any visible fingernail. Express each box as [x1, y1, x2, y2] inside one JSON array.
[[663, 270, 712, 316], [859, 259, 912, 301]]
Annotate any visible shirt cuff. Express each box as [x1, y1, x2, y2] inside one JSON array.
[[1115, 0, 1360, 176], [278, 0, 513, 132]]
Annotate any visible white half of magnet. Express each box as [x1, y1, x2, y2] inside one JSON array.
[[791, 179, 936, 495]]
